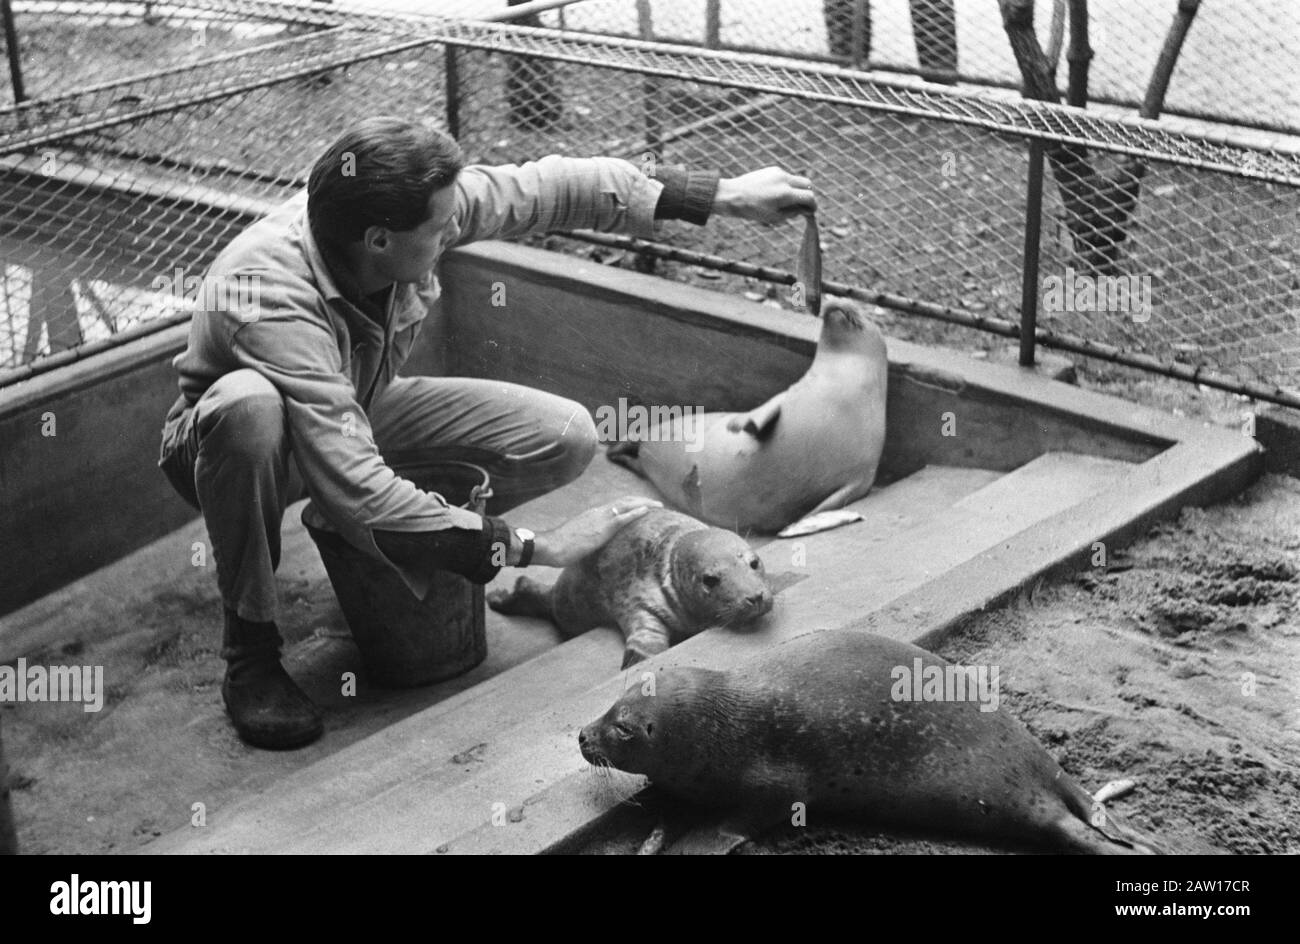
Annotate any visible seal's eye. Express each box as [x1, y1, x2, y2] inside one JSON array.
[[749, 558, 761, 570], [702, 574, 720, 589], [645, 723, 655, 736], [612, 723, 634, 741]]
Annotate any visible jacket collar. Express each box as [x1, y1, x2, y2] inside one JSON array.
[[295, 196, 432, 337]]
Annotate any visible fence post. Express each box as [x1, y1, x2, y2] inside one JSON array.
[[850, 0, 868, 70], [1, 0, 25, 104], [705, 0, 720, 48], [636, 0, 660, 153], [1019, 140, 1046, 367], [444, 46, 460, 139]]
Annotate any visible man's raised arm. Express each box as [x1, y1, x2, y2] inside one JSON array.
[[450, 155, 815, 247]]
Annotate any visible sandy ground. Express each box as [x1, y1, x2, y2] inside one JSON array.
[[768, 476, 1300, 854]]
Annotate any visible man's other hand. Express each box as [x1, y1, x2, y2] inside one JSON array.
[[531, 496, 663, 568], [713, 167, 816, 224]]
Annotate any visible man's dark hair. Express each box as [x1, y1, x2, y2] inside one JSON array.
[[307, 116, 464, 249]]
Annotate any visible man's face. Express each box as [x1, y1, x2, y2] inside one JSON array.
[[375, 181, 459, 284]]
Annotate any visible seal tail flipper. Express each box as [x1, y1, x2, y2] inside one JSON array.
[[1052, 803, 1163, 855], [1085, 801, 1164, 855], [606, 440, 645, 476], [725, 393, 785, 439], [485, 576, 556, 621], [1055, 783, 1163, 854]]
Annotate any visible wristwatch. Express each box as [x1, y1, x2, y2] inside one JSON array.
[[514, 527, 535, 568]]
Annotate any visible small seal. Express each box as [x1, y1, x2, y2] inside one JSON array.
[[608, 303, 887, 533], [487, 509, 773, 667], [580, 630, 1161, 854]]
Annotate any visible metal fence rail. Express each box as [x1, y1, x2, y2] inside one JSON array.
[[1, 3, 1297, 410]]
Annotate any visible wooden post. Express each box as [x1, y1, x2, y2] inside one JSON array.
[[705, 0, 721, 49], [23, 263, 83, 364], [445, 46, 460, 139], [1, 0, 24, 104], [636, 0, 660, 154], [910, 0, 958, 81], [1020, 141, 1046, 367], [505, 0, 561, 131], [850, 0, 868, 69]]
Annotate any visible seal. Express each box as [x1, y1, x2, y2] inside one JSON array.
[[487, 509, 773, 668], [579, 630, 1161, 855], [607, 303, 887, 533]]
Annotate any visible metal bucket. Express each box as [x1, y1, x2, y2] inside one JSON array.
[[302, 460, 492, 688]]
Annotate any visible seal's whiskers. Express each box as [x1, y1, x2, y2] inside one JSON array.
[[585, 763, 646, 806]]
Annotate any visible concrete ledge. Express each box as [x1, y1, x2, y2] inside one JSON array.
[[1254, 405, 1300, 478]]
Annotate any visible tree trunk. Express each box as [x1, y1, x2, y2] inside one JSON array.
[[999, 0, 1130, 273], [910, 0, 958, 83], [506, 0, 562, 131], [1000, 0, 1201, 273]]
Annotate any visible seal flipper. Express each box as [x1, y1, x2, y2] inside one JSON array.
[[606, 440, 645, 476], [725, 393, 785, 440], [620, 612, 674, 668], [679, 464, 705, 519], [486, 576, 556, 621]]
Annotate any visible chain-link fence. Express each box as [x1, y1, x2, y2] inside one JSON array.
[[543, 0, 1300, 135], [1, 1, 1298, 409]]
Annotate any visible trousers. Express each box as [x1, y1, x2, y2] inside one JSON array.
[[159, 369, 597, 624]]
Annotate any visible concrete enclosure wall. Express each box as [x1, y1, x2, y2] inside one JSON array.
[[0, 239, 1171, 618], [0, 326, 197, 615]]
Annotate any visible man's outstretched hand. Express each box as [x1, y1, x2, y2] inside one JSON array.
[[530, 496, 663, 568], [713, 167, 816, 224]]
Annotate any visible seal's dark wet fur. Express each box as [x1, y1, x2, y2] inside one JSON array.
[[581, 630, 1162, 854]]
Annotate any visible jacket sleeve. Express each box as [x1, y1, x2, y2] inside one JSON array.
[[450, 155, 669, 246], [227, 311, 506, 594]]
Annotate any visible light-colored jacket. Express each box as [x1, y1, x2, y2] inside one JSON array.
[[163, 156, 667, 597]]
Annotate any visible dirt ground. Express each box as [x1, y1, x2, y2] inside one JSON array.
[[760, 475, 1300, 855]]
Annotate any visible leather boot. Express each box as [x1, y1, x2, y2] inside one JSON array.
[[221, 609, 323, 750]]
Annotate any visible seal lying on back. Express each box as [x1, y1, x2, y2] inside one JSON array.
[[608, 304, 887, 533], [487, 509, 773, 668], [580, 630, 1161, 854]]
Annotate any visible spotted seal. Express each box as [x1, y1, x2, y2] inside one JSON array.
[[487, 508, 773, 667], [580, 630, 1161, 854]]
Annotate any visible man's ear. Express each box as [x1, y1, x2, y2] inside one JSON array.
[[362, 226, 390, 253]]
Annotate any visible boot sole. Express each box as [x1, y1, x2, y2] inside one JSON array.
[[228, 714, 325, 751]]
